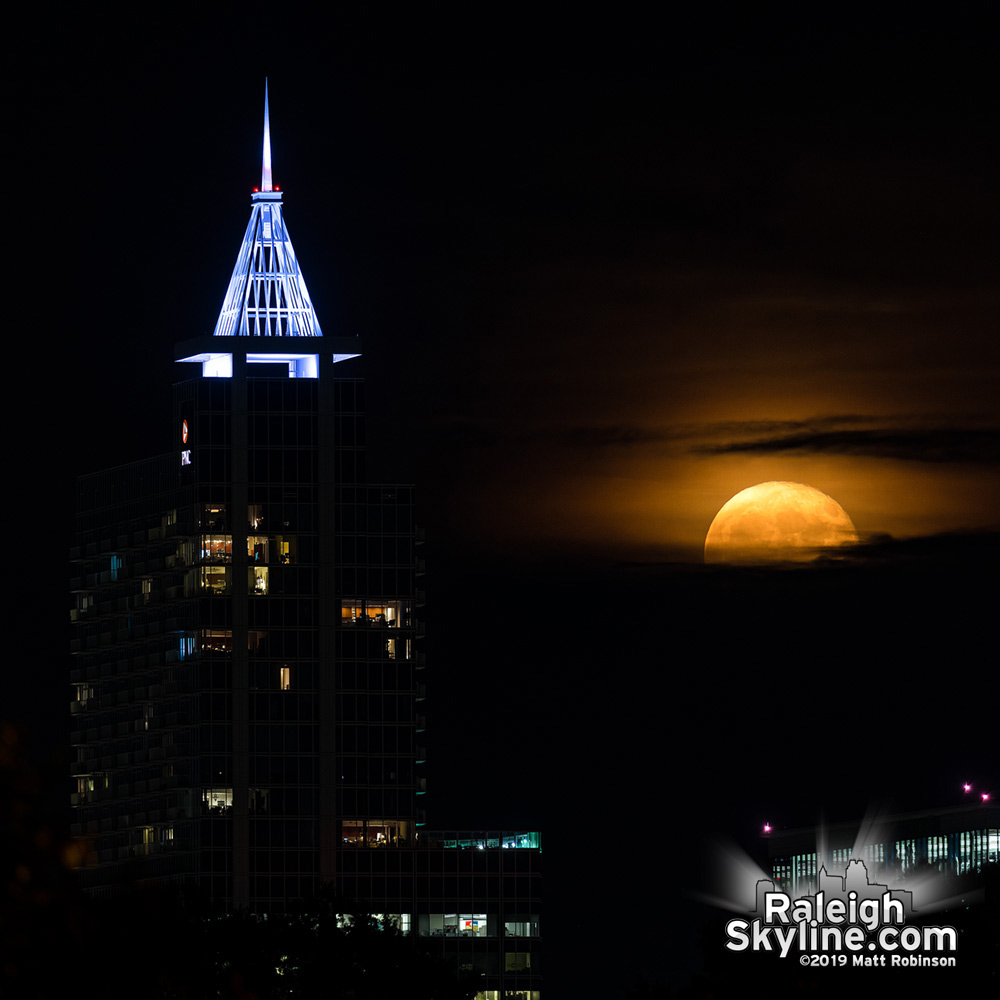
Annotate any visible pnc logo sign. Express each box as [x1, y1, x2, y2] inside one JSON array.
[[181, 418, 192, 466]]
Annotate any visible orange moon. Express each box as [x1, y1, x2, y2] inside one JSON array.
[[704, 481, 858, 564]]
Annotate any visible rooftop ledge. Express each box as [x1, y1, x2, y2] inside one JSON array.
[[175, 335, 362, 378]]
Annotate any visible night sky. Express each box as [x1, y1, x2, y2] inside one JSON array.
[[14, 6, 998, 994]]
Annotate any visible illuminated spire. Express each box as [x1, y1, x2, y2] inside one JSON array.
[[213, 83, 323, 337], [262, 79, 272, 193]]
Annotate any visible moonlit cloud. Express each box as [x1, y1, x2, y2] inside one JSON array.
[[700, 424, 1000, 464], [432, 413, 1000, 465]]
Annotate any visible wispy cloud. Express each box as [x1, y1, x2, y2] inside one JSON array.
[[699, 425, 1000, 464], [430, 412, 1000, 464], [840, 529, 1000, 565]]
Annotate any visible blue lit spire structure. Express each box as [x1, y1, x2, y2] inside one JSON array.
[[213, 82, 323, 337], [261, 80, 273, 194]]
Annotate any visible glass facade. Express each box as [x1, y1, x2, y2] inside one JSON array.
[[70, 359, 541, 995], [768, 808, 1000, 895]]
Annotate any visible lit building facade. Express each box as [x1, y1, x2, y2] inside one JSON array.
[[764, 803, 999, 896], [70, 86, 541, 1000]]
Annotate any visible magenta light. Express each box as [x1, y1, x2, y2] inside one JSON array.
[[963, 782, 972, 793], [763, 823, 772, 833], [982, 793, 990, 802]]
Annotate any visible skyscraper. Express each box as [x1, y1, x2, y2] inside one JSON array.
[[70, 85, 541, 998]]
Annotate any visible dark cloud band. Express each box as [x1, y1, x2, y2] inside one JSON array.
[[700, 428, 1000, 464]]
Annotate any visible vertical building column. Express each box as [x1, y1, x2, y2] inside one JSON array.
[[231, 349, 250, 908], [317, 351, 338, 884]]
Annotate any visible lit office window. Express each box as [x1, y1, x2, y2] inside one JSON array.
[[200, 504, 227, 530], [199, 566, 230, 594], [927, 836, 947, 864], [341, 819, 410, 847], [203, 788, 233, 812], [459, 915, 489, 938], [201, 630, 233, 652], [280, 666, 291, 691], [504, 916, 540, 938], [248, 535, 269, 562], [341, 599, 408, 627], [200, 535, 233, 562]]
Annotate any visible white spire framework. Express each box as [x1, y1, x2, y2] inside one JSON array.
[[213, 83, 323, 338], [261, 79, 273, 193]]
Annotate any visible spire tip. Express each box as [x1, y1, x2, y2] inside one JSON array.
[[262, 80, 273, 193]]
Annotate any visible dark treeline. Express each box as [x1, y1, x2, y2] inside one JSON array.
[[6, 879, 479, 1000], [2, 723, 475, 1000]]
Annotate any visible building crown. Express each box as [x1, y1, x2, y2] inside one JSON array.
[[213, 81, 323, 338]]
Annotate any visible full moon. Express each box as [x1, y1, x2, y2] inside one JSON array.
[[704, 481, 858, 564]]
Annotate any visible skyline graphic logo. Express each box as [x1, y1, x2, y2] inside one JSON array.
[[725, 859, 958, 968]]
